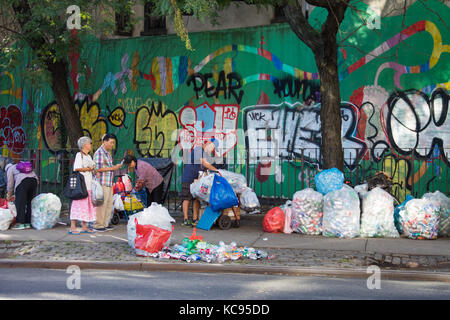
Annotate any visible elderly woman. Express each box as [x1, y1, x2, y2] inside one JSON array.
[[69, 136, 96, 234], [122, 155, 164, 205]]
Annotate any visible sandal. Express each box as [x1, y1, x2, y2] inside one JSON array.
[[68, 230, 81, 235], [80, 229, 95, 234]]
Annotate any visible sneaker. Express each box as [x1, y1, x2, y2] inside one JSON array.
[[93, 227, 107, 232], [105, 226, 115, 231], [11, 224, 25, 230], [182, 219, 192, 227], [191, 220, 198, 227], [24, 224, 31, 229]]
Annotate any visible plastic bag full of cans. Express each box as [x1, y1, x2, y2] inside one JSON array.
[[144, 238, 274, 263], [290, 188, 323, 235], [397, 197, 441, 240], [322, 184, 360, 238]]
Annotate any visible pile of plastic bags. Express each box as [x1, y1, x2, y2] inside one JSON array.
[[190, 170, 260, 212], [31, 193, 62, 230], [262, 167, 450, 239]]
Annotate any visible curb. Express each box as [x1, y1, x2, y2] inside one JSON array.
[[1, 259, 449, 282]]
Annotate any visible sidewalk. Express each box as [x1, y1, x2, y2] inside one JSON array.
[[1, 212, 449, 281]]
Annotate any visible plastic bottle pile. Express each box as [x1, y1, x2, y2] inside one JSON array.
[[422, 191, 450, 237], [31, 193, 62, 230], [143, 238, 273, 263], [290, 188, 323, 235]]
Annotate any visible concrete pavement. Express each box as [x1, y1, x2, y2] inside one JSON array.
[[1, 212, 449, 281]]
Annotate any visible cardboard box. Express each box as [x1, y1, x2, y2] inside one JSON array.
[[222, 206, 240, 220]]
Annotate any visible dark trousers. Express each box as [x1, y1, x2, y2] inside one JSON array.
[[15, 178, 37, 224], [146, 182, 164, 205]]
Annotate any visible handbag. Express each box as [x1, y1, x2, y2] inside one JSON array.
[[63, 171, 88, 200]]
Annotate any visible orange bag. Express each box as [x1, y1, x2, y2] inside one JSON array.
[[263, 207, 285, 233], [134, 219, 173, 255]]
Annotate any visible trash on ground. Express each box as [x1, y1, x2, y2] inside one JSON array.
[[291, 188, 323, 235]]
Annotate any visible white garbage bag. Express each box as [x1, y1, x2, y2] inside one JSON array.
[[127, 202, 175, 250], [113, 193, 125, 211], [322, 184, 360, 238], [31, 193, 62, 230], [422, 191, 450, 237], [399, 198, 440, 239], [354, 183, 369, 200], [239, 187, 260, 212], [190, 173, 215, 202], [360, 187, 399, 238], [0, 208, 13, 231], [291, 188, 323, 235]]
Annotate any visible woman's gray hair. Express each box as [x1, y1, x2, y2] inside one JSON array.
[[77, 136, 92, 150]]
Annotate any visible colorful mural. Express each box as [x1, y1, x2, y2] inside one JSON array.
[[0, 0, 449, 201]]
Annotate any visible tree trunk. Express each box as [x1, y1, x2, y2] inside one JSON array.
[[12, 0, 83, 150], [315, 39, 344, 171], [46, 60, 84, 149], [283, 1, 348, 171]]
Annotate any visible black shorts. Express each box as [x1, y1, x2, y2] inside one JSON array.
[[181, 182, 193, 201]]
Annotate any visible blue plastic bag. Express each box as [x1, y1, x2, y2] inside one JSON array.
[[209, 174, 239, 212], [315, 168, 344, 195]]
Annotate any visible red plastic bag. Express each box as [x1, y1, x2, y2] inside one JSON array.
[[113, 177, 125, 194], [263, 207, 285, 233], [0, 199, 8, 209], [134, 219, 173, 255]]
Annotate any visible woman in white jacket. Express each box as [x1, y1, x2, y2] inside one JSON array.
[[69, 137, 97, 234]]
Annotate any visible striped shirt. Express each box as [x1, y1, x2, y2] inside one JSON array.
[[93, 145, 114, 187]]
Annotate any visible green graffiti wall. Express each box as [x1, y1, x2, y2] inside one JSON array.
[[1, 0, 449, 201]]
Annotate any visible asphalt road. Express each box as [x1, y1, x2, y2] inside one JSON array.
[[1, 268, 449, 301]]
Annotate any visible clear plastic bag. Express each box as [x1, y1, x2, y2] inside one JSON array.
[[291, 188, 323, 235], [91, 180, 104, 206], [399, 198, 440, 239], [422, 191, 449, 237], [239, 187, 260, 212], [360, 187, 399, 238], [217, 170, 247, 194], [31, 193, 62, 230], [322, 184, 360, 238]]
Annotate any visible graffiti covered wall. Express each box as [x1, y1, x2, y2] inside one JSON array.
[[0, 0, 448, 201]]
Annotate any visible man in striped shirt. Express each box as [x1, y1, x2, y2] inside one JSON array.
[[93, 133, 123, 231]]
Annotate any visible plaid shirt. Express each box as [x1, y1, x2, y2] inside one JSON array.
[[93, 145, 114, 187]]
